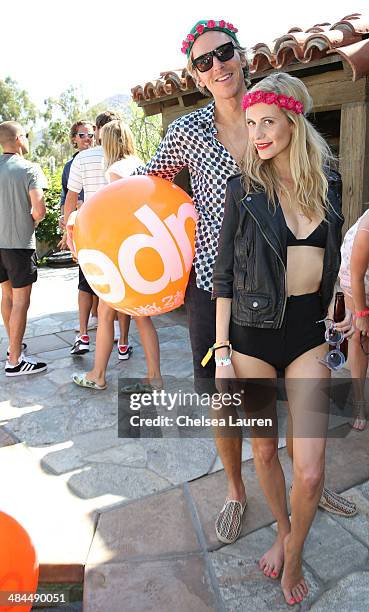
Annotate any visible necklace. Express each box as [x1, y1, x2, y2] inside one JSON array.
[[216, 129, 247, 165], [215, 116, 247, 165]]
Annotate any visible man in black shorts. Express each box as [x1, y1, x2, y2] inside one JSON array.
[[0, 121, 47, 376]]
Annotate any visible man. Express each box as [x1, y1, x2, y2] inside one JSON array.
[[135, 17, 357, 542], [59, 120, 99, 334], [0, 121, 47, 376], [64, 110, 129, 356]]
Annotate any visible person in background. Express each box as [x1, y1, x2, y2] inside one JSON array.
[[64, 110, 123, 356], [58, 120, 99, 331], [339, 208, 369, 430], [72, 119, 162, 391], [0, 121, 47, 376]]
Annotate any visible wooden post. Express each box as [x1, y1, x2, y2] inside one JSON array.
[[339, 100, 369, 231]]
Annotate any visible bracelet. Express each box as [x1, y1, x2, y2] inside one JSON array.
[[215, 357, 232, 367], [201, 342, 232, 367], [355, 310, 369, 318]]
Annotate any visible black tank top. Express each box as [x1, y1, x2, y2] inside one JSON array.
[[286, 220, 327, 248]]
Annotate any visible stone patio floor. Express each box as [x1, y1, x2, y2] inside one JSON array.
[[0, 266, 368, 611]]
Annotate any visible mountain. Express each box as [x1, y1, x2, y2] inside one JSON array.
[[97, 93, 132, 115]]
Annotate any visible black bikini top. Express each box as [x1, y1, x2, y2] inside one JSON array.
[[286, 220, 327, 248]]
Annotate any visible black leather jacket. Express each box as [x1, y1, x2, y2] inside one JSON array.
[[212, 171, 344, 328]]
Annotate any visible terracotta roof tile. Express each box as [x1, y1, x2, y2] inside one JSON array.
[[132, 12, 369, 103], [131, 68, 196, 103]]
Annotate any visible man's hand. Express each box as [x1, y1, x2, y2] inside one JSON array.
[[57, 232, 68, 251], [29, 188, 46, 223]]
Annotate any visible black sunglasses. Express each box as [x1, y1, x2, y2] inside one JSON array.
[[78, 132, 94, 138], [192, 42, 235, 73]]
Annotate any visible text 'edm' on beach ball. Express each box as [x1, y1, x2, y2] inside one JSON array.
[[0, 511, 39, 612], [73, 175, 197, 316]]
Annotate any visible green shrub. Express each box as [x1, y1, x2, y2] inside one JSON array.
[[36, 167, 62, 249]]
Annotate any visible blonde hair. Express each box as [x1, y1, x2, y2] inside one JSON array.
[[101, 120, 135, 168], [187, 37, 250, 97], [241, 72, 334, 220]]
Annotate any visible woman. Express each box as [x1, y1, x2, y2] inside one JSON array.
[[213, 72, 346, 605], [339, 209, 369, 429], [73, 120, 162, 391]]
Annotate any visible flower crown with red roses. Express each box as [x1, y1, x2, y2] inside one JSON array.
[[242, 91, 305, 115], [181, 19, 239, 57]]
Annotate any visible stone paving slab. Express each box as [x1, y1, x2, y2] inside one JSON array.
[[0, 425, 17, 447], [210, 528, 321, 611], [324, 427, 369, 492], [143, 438, 217, 485], [302, 512, 368, 582], [0, 443, 97, 583], [29, 428, 126, 474], [87, 487, 201, 565], [67, 463, 170, 501], [327, 485, 369, 547], [84, 555, 217, 612], [22, 333, 71, 354], [309, 571, 369, 611]]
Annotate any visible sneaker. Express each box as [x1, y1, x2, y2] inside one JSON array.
[[118, 344, 133, 360], [88, 315, 98, 330], [70, 335, 90, 356], [6, 342, 27, 358], [5, 354, 47, 377], [113, 321, 120, 343]]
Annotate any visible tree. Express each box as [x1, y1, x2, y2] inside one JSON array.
[[128, 101, 162, 162], [35, 167, 62, 250], [0, 77, 37, 126], [36, 86, 97, 167]]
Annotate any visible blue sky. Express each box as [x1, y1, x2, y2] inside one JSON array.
[[2, 0, 366, 109]]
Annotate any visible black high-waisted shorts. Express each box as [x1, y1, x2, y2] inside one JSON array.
[[229, 292, 326, 371]]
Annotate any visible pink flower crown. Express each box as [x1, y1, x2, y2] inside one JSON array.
[[242, 91, 304, 115], [181, 19, 239, 56]]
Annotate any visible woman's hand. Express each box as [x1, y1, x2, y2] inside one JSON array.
[[355, 315, 369, 336], [215, 362, 236, 394], [334, 308, 355, 338]]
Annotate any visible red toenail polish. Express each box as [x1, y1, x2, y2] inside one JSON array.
[[272, 571, 277, 576], [289, 598, 295, 604]]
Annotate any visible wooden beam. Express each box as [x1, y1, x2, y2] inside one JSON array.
[[304, 71, 369, 112], [339, 101, 369, 231]]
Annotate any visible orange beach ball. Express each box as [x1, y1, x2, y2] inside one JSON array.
[[73, 176, 197, 316]]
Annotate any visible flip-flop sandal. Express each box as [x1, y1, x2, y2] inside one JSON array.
[[119, 381, 155, 394], [215, 498, 247, 544], [72, 373, 107, 390]]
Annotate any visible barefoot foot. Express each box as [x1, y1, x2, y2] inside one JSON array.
[[259, 533, 286, 579], [281, 534, 308, 605]]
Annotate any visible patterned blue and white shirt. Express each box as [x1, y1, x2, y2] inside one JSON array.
[[134, 101, 239, 292]]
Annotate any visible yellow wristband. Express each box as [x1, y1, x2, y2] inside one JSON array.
[[201, 342, 232, 367]]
